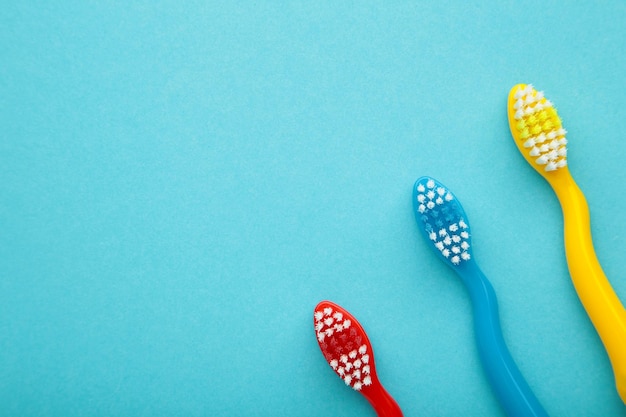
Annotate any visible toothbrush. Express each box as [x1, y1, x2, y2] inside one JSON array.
[[413, 177, 548, 417], [507, 83, 626, 403], [313, 300, 403, 417]]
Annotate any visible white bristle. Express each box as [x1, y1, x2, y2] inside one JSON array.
[[436, 197, 443, 205], [343, 319, 351, 329], [315, 311, 324, 321], [443, 236, 452, 246], [461, 241, 469, 250], [358, 344, 367, 354], [536, 155, 549, 165], [461, 252, 471, 261], [324, 308, 332, 316], [441, 249, 450, 257], [515, 109, 524, 119], [449, 224, 458, 232], [426, 201, 435, 209], [445, 193, 453, 201], [344, 375, 352, 385], [547, 131, 556, 140], [540, 144, 549, 153], [451, 256, 460, 265], [429, 232, 437, 241], [435, 242, 444, 251], [437, 187, 446, 196], [363, 365, 370, 374], [349, 350, 357, 359], [557, 159, 567, 168], [460, 231, 469, 238], [546, 150, 558, 161], [452, 235, 461, 243], [439, 229, 447, 237], [459, 220, 467, 229], [426, 179, 435, 189], [523, 138, 535, 148], [417, 184, 425, 193], [451, 246, 461, 254], [426, 190, 435, 199], [536, 133, 546, 143], [417, 194, 425, 203], [514, 98, 524, 109], [345, 362, 353, 372], [333, 312, 343, 321], [330, 359, 338, 369], [353, 382, 363, 391], [354, 359, 362, 368], [558, 148, 567, 157], [418, 204, 426, 213], [529, 147, 541, 157], [545, 162, 557, 171], [362, 354, 369, 364], [363, 376, 372, 386]]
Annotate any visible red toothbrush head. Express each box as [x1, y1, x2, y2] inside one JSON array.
[[314, 300, 378, 391], [313, 301, 403, 417]]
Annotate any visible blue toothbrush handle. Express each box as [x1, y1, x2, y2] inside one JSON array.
[[459, 264, 549, 417]]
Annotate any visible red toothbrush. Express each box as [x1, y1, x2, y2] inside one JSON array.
[[313, 300, 403, 417]]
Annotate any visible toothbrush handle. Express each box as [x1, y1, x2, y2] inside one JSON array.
[[555, 174, 626, 403], [461, 264, 549, 417], [364, 383, 404, 417]]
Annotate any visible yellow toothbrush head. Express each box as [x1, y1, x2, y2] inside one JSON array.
[[507, 84, 569, 181]]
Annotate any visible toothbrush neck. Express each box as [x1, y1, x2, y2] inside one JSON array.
[[549, 171, 589, 213], [454, 262, 490, 296], [363, 383, 404, 417]]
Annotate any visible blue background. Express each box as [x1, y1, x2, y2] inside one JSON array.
[[2, 2, 626, 416]]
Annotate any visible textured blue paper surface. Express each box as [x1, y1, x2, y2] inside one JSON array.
[[2, 2, 626, 416]]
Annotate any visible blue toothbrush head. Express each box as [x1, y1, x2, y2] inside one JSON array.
[[413, 177, 473, 268]]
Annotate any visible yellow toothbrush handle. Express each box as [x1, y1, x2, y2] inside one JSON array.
[[554, 173, 626, 403]]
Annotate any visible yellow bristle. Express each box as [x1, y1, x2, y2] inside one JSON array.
[[537, 111, 548, 123], [543, 120, 554, 132], [519, 128, 530, 140], [547, 108, 559, 123]]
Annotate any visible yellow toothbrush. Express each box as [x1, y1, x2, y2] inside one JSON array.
[[507, 83, 626, 404]]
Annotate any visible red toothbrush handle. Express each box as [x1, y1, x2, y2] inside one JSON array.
[[363, 383, 404, 417]]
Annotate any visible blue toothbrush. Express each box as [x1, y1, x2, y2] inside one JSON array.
[[412, 176, 549, 417]]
